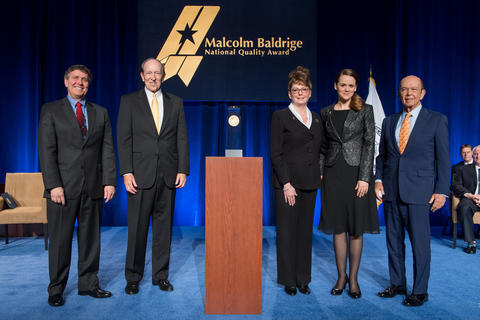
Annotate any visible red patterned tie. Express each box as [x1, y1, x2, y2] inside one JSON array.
[[76, 101, 87, 138]]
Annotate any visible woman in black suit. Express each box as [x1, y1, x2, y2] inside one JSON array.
[[270, 66, 324, 296], [319, 69, 379, 299]]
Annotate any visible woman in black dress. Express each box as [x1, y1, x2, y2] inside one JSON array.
[[319, 69, 379, 299], [270, 66, 324, 296]]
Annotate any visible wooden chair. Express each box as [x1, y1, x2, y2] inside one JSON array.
[[451, 194, 480, 248], [0, 173, 48, 250]]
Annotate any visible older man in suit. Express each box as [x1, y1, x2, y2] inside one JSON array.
[[453, 145, 480, 254], [117, 58, 189, 295], [38, 65, 116, 307], [374, 75, 450, 306]]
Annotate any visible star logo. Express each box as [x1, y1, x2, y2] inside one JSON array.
[[177, 23, 197, 48], [157, 6, 220, 86]]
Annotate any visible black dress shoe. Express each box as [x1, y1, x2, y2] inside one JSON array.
[[48, 294, 64, 307], [377, 285, 406, 298], [348, 288, 362, 299], [464, 246, 476, 254], [78, 287, 112, 298], [330, 275, 348, 296], [157, 279, 174, 292], [125, 282, 139, 295], [402, 293, 428, 306], [298, 285, 311, 295], [284, 286, 297, 296], [348, 281, 361, 299]]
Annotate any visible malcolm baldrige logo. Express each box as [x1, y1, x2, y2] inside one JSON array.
[[157, 5, 305, 87]]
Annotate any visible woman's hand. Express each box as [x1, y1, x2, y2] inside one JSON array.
[[283, 182, 298, 206], [355, 180, 369, 198]]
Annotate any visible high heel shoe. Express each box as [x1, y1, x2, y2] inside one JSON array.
[[330, 275, 348, 295], [347, 280, 362, 299]]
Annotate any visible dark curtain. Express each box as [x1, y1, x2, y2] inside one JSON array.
[[1, 0, 479, 226]]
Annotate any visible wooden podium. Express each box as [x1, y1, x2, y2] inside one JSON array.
[[205, 157, 262, 314]]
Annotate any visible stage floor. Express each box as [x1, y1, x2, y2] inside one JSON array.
[[0, 226, 477, 320]]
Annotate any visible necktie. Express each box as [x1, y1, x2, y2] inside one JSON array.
[[76, 101, 87, 138], [398, 113, 411, 154], [151, 93, 160, 134]]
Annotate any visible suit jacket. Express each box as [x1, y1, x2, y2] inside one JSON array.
[[319, 103, 375, 182], [38, 97, 117, 199], [117, 89, 189, 189], [453, 164, 478, 199], [450, 160, 468, 190], [375, 106, 450, 204], [270, 107, 324, 190]]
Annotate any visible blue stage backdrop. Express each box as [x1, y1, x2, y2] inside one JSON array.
[[0, 0, 479, 227]]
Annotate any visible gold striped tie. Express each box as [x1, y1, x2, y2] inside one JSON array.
[[398, 113, 411, 154], [151, 92, 160, 134]]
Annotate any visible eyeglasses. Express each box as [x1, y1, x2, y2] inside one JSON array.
[[290, 88, 310, 94]]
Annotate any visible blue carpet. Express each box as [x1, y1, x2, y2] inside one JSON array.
[[0, 226, 477, 320]]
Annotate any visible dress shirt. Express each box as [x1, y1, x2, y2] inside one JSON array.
[[288, 103, 312, 129]]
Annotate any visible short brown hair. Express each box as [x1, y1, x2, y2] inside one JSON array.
[[460, 144, 473, 153], [335, 68, 364, 111], [288, 66, 312, 91], [64, 65, 92, 83]]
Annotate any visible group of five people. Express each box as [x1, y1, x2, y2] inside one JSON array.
[[39, 60, 454, 308]]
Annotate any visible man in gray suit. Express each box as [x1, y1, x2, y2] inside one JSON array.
[[38, 65, 116, 307], [117, 58, 189, 295]]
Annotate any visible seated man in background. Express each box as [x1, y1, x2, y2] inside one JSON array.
[[451, 144, 473, 189], [453, 145, 480, 254]]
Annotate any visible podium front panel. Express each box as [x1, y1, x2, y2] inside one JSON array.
[[205, 157, 262, 314]]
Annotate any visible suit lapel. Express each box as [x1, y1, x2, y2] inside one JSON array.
[[469, 164, 478, 191], [324, 105, 342, 141], [405, 107, 430, 153], [342, 109, 358, 140], [138, 89, 159, 136], [84, 102, 96, 145], [390, 113, 401, 154], [62, 98, 84, 143], [287, 108, 312, 135], [159, 90, 172, 137]]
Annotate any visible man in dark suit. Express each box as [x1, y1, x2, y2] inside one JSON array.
[[453, 145, 480, 254], [451, 144, 473, 189], [374, 75, 450, 306], [117, 58, 189, 295], [38, 65, 116, 307]]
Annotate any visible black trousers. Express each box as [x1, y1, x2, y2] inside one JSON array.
[[275, 189, 317, 287], [458, 198, 480, 243], [125, 174, 176, 284], [47, 189, 102, 296]]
